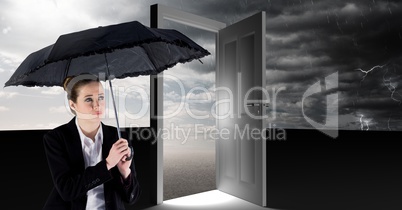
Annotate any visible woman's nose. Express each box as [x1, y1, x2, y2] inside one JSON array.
[[93, 101, 99, 109]]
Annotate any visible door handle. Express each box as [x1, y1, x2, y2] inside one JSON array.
[[245, 102, 269, 115], [246, 103, 269, 107]]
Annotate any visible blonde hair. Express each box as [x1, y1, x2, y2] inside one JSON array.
[[63, 76, 74, 92]]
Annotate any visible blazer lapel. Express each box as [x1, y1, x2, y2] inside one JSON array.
[[101, 123, 116, 159], [66, 117, 85, 171]]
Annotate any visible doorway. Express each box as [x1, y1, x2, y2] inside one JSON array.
[[150, 4, 267, 207], [160, 20, 217, 200]]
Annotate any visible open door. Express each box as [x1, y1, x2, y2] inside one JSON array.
[[151, 4, 266, 206], [216, 11, 267, 206]]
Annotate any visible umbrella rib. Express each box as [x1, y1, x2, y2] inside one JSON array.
[[140, 45, 159, 74], [64, 58, 72, 80], [104, 53, 121, 139]]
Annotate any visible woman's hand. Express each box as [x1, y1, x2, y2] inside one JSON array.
[[117, 150, 132, 179], [106, 139, 129, 170]]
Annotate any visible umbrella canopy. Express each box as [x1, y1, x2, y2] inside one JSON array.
[[4, 20, 210, 160], [4, 20, 210, 87]]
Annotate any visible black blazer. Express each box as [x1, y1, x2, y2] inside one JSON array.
[[42, 118, 140, 210]]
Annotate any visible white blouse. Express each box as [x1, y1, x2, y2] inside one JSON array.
[[76, 118, 105, 210]]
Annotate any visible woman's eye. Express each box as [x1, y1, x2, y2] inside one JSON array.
[[99, 96, 104, 101], [85, 98, 93, 102]]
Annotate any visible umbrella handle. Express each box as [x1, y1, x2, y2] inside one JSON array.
[[127, 146, 134, 161]]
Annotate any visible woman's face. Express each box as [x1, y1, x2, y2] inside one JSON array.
[[69, 81, 105, 120]]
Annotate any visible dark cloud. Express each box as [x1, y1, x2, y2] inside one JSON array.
[[265, 1, 402, 64]]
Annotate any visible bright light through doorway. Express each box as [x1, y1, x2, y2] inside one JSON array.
[[164, 190, 235, 206], [144, 190, 269, 210]]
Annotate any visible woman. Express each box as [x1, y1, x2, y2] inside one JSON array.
[[43, 74, 140, 210]]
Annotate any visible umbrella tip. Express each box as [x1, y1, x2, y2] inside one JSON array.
[[198, 59, 204, 64]]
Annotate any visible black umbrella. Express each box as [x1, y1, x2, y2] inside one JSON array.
[[4, 20, 210, 160]]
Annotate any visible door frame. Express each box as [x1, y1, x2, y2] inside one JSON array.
[[150, 3, 226, 204]]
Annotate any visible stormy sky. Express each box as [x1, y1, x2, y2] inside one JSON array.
[[0, 0, 401, 132], [264, 0, 402, 131]]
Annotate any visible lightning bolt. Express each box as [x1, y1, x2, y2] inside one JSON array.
[[354, 63, 402, 130], [359, 115, 364, 130], [383, 68, 402, 105], [356, 64, 401, 103], [359, 115, 370, 131], [355, 64, 386, 82]]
